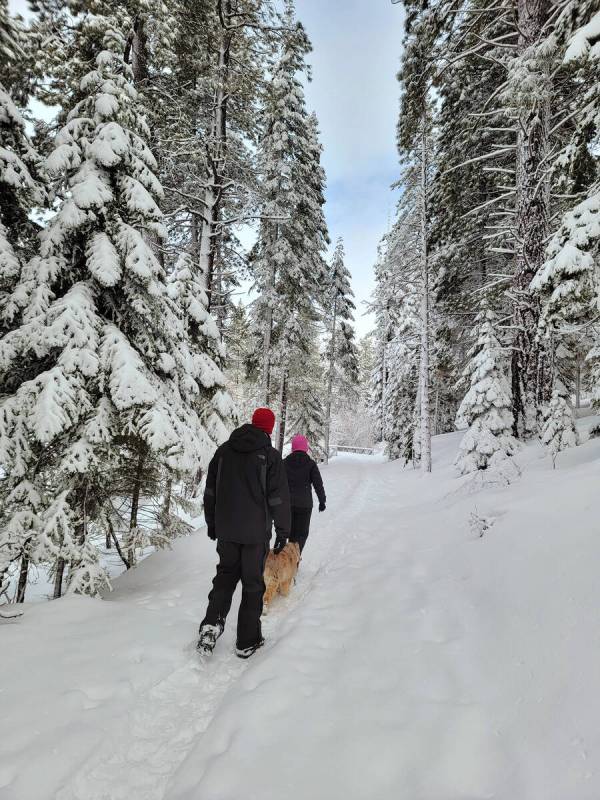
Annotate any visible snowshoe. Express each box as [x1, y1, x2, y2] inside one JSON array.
[[235, 637, 265, 660], [197, 623, 224, 656]]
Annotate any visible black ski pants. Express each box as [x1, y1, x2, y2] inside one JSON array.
[[201, 540, 269, 649], [289, 507, 312, 553]]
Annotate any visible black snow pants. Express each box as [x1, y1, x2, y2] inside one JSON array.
[[289, 507, 312, 553], [200, 541, 269, 649]]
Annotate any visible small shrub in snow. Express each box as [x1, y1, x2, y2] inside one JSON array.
[[469, 509, 494, 539]]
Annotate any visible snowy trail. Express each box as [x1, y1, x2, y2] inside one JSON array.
[[45, 457, 375, 800], [3, 429, 600, 800]]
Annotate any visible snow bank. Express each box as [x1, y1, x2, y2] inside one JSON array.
[[2, 425, 600, 799]]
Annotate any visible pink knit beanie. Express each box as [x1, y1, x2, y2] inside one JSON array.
[[291, 434, 309, 453]]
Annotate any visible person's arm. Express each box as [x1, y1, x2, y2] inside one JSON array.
[[311, 462, 326, 509], [203, 452, 219, 539], [267, 450, 291, 538]]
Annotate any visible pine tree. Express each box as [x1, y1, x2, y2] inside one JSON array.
[[397, 2, 446, 472], [155, 0, 270, 314], [252, 4, 328, 452], [0, 22, 224, 597], [540, 380, 578, 468], [455, 306, 518, 479], [429, 2, 514, 438], [370, 153, 422, 463], [385, 340, 418, 464], [167, 250, 236, 492], [323, 238, 358, 461], [0, 2, 44, 338], [223, 300, 253, 411], [533, 4, 600, 418], [0, 0, 46, 601], [286, 320, 327, 458]]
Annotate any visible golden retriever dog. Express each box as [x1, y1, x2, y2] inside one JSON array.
[[263, 542, 301, 609]]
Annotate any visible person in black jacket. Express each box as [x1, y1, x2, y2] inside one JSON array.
[[198, 407, 291, 659], [283, 434, 326, 555]]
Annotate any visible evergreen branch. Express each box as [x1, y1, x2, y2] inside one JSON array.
[[442, 148, 515, 177]]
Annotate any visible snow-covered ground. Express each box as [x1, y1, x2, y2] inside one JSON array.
[[2, 423, 600, 800]]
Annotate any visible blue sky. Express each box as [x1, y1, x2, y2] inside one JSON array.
[[9, 0, 404, 335], [298, 0, 404, 335]]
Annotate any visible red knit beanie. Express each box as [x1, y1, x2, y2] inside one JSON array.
[[252, 407, 275, 435]]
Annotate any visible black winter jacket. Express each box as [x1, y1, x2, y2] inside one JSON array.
[[204, 424, 291, 545], [283, 451, 326, 509]]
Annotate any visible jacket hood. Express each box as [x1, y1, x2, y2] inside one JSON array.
[[229, 423, 271, 453]]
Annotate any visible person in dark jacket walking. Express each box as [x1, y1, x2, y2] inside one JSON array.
[[198, 408, 291, 659], [283, 434, 326, 555]]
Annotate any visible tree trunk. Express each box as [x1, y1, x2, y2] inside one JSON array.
[[128, 448, 146, 568], [433, 378, 440, 436], [53, 484, 87, 598], [130, 14, 149, 87], [381, 339, 388, 443], [412, 383, 421, 470], [200, 1, 232, 299], [324, 296, 339, 463], [108, 518, 131, 571], [419, 120, 432, 473], [511, 0, 551, 437], [163, 477, 173, 520], [575, 359, 581, 410], [261, 260, 276, 405], [212, 248, 227, 336], [15, 552, 29, 603], [277, 372, 289, 453], [53, 557, 66, 599]]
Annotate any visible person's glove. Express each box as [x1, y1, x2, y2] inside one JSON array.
[[319, 502, 326, 512], [207, 526, 216, 541], [274, 536, 287, 555]]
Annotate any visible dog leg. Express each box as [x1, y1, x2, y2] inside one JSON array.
[[263, 580, 277, 610], [280, 578, 292, 597]]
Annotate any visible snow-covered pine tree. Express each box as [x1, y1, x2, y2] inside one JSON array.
[[540, 379, 578, 468], [223, 300, 254, 412], [384, 340, 418, 464], [429, 3, 514, 435], [371, 138, 424, 464], [532, 3, 600, 420], [183, 0, 274, 301], [323, 238, 358, 462], [503, 1, 554, 437], [253, 3, 328, 446], [0, 1, 46, 602], [167, 250, 236, 488], [288, 385, 326, 459], [356, 332, 377, 430], [331, 329, 376, 454], [397, 2, 447, 472], [0, 21, 223, 597], [286, 318, 327, 459], [369, 243, 391, 444], [154, 0, 270, 322], [0, 2, 44, 338], [455, 306, 518, 480]]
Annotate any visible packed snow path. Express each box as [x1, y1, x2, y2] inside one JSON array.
[[2, 427, 600, 800]]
